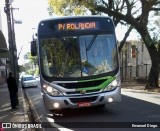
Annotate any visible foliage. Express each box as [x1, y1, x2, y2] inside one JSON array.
[[18, 65, 25, 73], [48, 0, 160, 39], [48, 0, 87, 16], [24, 68, 39, 76], [23, 52, 39, 75], [26, 69, 35, 76], [24, 52, 38, 65]]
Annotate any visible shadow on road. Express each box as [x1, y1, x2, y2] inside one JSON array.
[[43, 95, 160, 130]]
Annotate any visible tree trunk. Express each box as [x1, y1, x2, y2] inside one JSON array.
[[118, 25, 133, 52], [145, 46, 160, 89], [137, 27, 160, 89], [146, 64, 160, 89]]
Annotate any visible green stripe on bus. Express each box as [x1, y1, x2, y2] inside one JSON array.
[[78, 76, 114, 82], [76, 76, 115, 91]]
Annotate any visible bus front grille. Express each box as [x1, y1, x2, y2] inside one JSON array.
[[65, 89, 101, 95], [58, 78, 107, 95], [58, 79, 106, 89]]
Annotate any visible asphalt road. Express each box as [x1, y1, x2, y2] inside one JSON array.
[[23, 81, 160, 131]]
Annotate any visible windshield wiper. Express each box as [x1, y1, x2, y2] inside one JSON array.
[[86, 34, 97, 51]]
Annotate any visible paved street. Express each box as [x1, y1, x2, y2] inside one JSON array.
[[23, 81, 160, 131], [1, 81, 160, 131]]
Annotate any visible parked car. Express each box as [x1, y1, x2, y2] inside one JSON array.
[[21, 75, 37, 88]]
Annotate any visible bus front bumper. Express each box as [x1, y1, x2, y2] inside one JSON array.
[[42, 87, 121, 111]]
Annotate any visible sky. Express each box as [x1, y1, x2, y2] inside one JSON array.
[[0, 0, 51, 65], [12, 0, 51, 65], [0, 0, 139, 65]]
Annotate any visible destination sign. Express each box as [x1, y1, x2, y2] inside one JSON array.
[[56, 22, 99, 31]]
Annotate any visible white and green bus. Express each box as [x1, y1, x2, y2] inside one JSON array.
[[31, 16, 121, 112]]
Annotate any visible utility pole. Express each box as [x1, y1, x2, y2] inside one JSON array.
[[4, 0, 18, 82]]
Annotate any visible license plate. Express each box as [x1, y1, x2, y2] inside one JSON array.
[[78, 102, 91, 107]]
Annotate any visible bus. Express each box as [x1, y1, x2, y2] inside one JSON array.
[[31, 16, 121, 112]]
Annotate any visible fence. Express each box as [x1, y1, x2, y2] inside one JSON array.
[[119, 41, 152, 82], [120, 64, 151, 82]]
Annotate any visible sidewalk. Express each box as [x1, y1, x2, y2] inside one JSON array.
[[0, 83, 29, 131], [121, 81, 160, 93]]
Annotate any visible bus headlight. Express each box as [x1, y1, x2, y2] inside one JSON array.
[[103, 79, 118, 91], [43, 84, 62, 96]]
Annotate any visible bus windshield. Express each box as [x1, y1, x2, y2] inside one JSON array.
[[40, 34, 118, 78]]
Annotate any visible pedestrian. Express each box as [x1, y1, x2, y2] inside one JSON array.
[[6, 72, 19, 109]]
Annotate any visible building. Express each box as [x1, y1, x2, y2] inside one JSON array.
[[0, 3, 9, 84], [120, 40, 151, 81]]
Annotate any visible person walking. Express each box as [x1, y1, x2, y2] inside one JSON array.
[[6, 72, 19, 109]]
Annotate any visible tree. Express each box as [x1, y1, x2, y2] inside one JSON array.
[[24, 52, 38, 71], [48, 0, 87, 16], [48, 0, 160, 88]]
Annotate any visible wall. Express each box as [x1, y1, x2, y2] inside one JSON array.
[[120, 41, 151, 81], [0, 3, 8, 84]]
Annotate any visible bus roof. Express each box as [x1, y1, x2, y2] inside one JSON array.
[[38, 16, 113, 23]]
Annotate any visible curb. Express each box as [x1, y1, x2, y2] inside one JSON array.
[[23, 90, 45, 131], [122, 88, 160, 95], [21, 87, 31, 131], [21, 88, 30, 122]]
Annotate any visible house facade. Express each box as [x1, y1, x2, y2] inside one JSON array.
[[0, 4, 9, 84], [120, 40, 151, 82]]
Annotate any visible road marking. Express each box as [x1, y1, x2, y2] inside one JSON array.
[[46, 117, 74, 131]]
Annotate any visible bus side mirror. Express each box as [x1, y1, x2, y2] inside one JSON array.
[[31, 40, 37, 56]]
